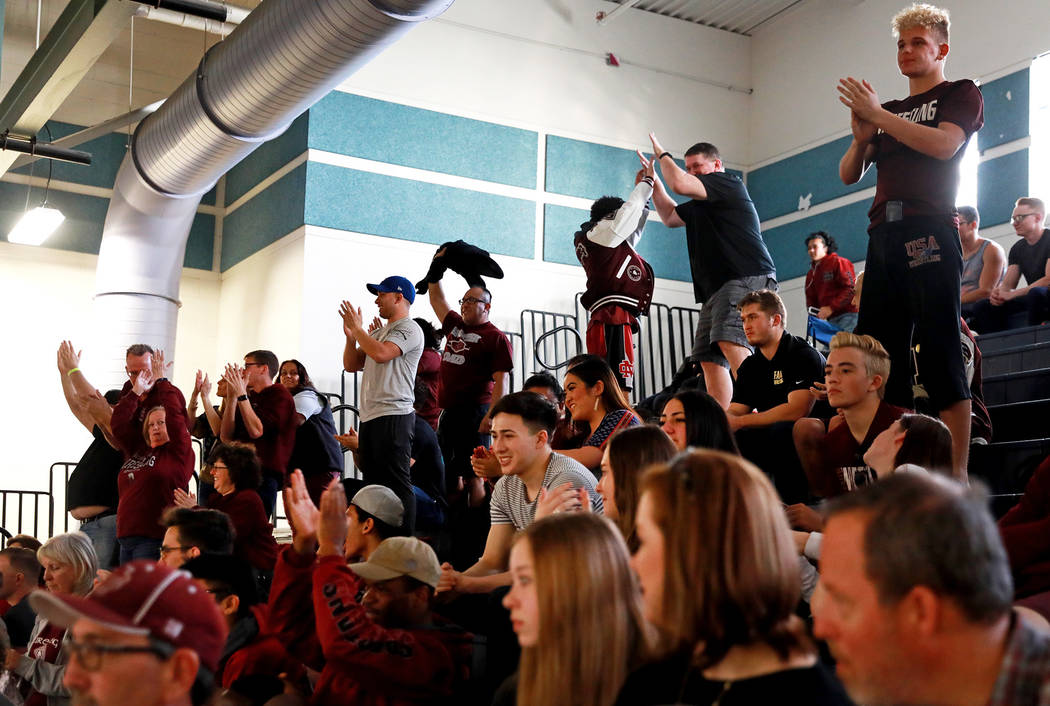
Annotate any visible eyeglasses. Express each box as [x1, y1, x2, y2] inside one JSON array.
[[459, 297, 490, 306], [1011, 213, 1040, 224], [158, 545, 191, 557], [243, 362, 268, 369], [67, 636, 174, 672]]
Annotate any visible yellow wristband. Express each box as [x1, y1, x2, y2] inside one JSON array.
[[66, 367, 80, 377]]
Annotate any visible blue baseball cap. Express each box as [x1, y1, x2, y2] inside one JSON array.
[[366, 276, 415, 304]]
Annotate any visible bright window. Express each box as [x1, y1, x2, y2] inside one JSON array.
[[955, 136, 978, 208], [1030, 53, 1050, 201]]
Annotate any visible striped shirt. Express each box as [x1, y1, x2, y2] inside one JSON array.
[[490, 452, 603, 530]]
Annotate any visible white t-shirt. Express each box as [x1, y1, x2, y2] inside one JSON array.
[[293, 390, 323, 419]]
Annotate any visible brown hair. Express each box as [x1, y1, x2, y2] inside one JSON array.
[[1016, 197, 1046, 215], [605, 426, 678, 551], [565, 358, 634, 416], [515, 514, 657, 706], [142, 405, 166, 446], [737, 289, 787, 324], [125, 343, 154, 358], [894, 413, 953, 474], [891, 4, 949, 43], [641, 450, 809, 666]]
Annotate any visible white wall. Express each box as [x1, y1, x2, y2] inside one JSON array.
[[0, 242, 220, 495], [749, 0, 1050, 166]]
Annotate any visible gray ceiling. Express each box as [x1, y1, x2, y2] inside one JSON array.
[[618, 0, 806, 35]]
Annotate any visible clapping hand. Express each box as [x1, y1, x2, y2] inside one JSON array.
[[131, 364, 155, 396], [173, 488, 197, 509], [367, 316, 383, 334], [284, 469, 320, 555], [317, 477, 349, 558], [222, 363, 247, 398], [648, 132, 666, 158], [534, 482, 588, 521], [151, 350, 171, 381], [837, 77, 881, 123], [471, 446, 501, 479], [339, 300, 364, 336], [57, 340, 81, 375]]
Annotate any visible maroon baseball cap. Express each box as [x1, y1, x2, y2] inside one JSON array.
[[29, 560, 228, 673]]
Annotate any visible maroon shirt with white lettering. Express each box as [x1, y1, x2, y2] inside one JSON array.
[[438, 312, 514, 409], [868, 79, 983, 228]]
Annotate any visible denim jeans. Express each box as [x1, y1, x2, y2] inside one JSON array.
[[118, 535, 162, 565], [79, 513, 118, 570]]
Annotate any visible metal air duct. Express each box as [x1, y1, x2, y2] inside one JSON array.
[[91, 0, 454, 387]]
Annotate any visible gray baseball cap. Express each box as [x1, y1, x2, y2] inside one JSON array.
[[351, 485, 404, 528]]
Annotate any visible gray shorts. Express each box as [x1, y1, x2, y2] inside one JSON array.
[[692, 274, 778, 367]]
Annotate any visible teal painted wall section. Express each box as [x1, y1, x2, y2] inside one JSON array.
[[221, 163, 307, 271], [978, 69, 1029, 152], [309, 93, 537, 189], [747, 136, 876, 221], [545, 136, 681, 200], [303, 162, 534, 259], [978, 149, 1029, 227], [542, 203, 692, 283], [762, 200, 871, 282], [0, 180, 215, 269], [225, 113, 309, 205]]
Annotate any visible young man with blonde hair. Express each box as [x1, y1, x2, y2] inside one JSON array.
[[971, 197, 1050, 333], [792, 332, 909, 504], [837, 3, 983, 480]]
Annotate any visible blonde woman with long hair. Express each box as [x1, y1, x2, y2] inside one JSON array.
[[498, 513, 657, 706]]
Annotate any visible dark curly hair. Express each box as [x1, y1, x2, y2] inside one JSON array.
[[805, 231, 838, 253], [208, 442, 262, 491]]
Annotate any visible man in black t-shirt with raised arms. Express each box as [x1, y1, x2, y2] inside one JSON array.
[[837, 4, 983, 480], [643, 136, 777, 411], [971, 197, 1050, 333]]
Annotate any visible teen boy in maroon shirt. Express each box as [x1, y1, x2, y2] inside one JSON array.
[[837, 4, 983, 479]]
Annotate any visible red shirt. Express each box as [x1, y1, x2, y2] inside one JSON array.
[[820, 401, 908, 496], [805, 253, 857, 317], [869, 79, 983, 228], [233, 384, 296, 479], [416, 349, 442, 431], [438, 312, 514, 409], [208, 489, 278, 571], [111, 379, 188, 456], [221, 605, 306, 689], [1000, 455, 1050, 598], [23, 622, 65, 706]]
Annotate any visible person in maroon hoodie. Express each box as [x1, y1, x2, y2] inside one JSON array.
[[268, 471, 473, 705], [174, 442, 278, 578], [111, 359, 194, 564], [220, 349, 296, 520], [999, 454, 1050, 603], [804, 231, 858, 334]]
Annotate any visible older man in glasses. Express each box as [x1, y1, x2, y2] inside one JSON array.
[[971, 197, 1050, 334], [31, 560, 227, 706]]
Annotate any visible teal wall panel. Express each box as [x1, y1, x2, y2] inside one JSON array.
[[309, 93, 537, 189], [978, 149, 1029, 227], [221, 163, 307, 271], [303, 162, 534, 259], [225, 113, 309, 205], [0, 180, 215, 269], [545, 136, 677, 200], [762, 199, 871, 282], [748, 135, 876, 221], [978, 69, 1029, 152], [542, 203, 691, 283]]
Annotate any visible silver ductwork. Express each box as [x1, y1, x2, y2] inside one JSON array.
[[92, 0, 454, 387]]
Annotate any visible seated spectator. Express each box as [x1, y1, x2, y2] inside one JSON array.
[[971, 197, 1050, 333], [339, 481, 407, 560], [6, 532, 97, 705], [598, 425, 677, 551], [559, 357, 642, 472], [269, 477, 472, 704], [812, 472, 1049, 705], [159, 508, 235, 569], [56, 341, 122, 571], [729, 290, 825, 503], [173, 443, 277, 580], [31, 559, 228, 706], [278, 359, 344, 505], [793, 332, 907, 501], [804, 231, 858, 333], [999, 454, 1050, 601], [438, 392, 602, 596], [616, 451, 851, 704], [659, 389, 739, 454], [497, 514, 658, 705], [113, 392, 194, 563], [182, 554, 306, 692], [957, 205, 1006, 322], [575, 164, 656, 392], [6, 537, 42, 553], [0, 547, 41, 648], [414, 318, 443, 432], [220, 350, 297, 519]]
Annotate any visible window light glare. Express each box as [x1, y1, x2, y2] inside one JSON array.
[[7, 206, 64, 246]]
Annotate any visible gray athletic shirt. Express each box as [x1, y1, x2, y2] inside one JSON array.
[[490, 452, 603, 530], [359, 317, 423, 423]]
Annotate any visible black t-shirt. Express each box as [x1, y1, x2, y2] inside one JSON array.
[[732, 334, 826, 413], [1008, 229, 1050, 286], [3, 597, 37, 649], [615, 649, 853, 705], [411, 415, 446, 507], [65, 425, 122, 511], [674, 172, 776, 303]]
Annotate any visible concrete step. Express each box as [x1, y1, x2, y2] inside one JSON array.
[[988, 399, 1050, 443], [976, 323, 1050, 354], [983, 367, 1050, 405], [982, 342, 1050, 377], [969, 437, 1050, 495]]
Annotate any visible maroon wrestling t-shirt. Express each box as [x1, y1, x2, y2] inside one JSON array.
[[869, 79, 983, 228], [438, 312, 514, 409]]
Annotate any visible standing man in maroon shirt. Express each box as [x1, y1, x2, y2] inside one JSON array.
[[221, 350, 296, 518], [837, 4, 983, 479], [428, 264, 514, 508]]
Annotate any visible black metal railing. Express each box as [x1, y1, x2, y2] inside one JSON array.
[[339, 370, 361, 432], [668, 305, 702, 374], [0, 488, 54, 542], [519, 308, 581, 381], [503, 331, 524, 392]]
